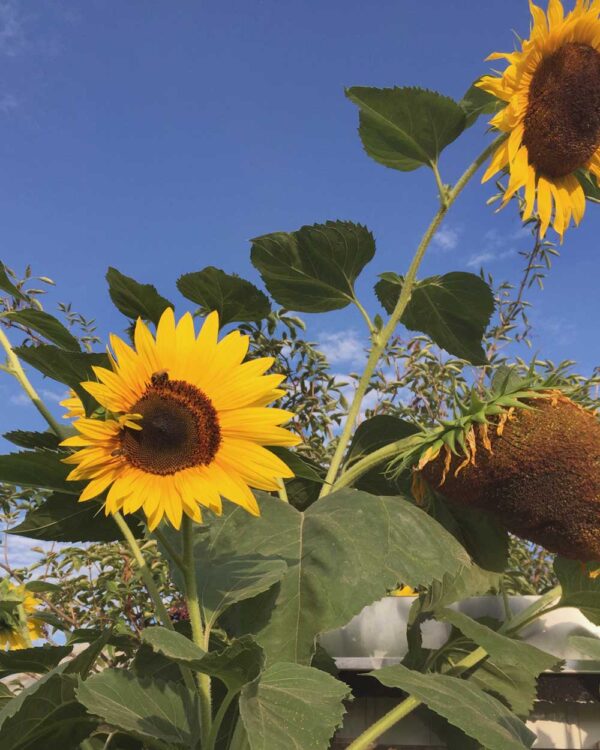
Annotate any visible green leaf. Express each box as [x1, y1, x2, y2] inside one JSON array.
[[64, 630, 114, 678], [345, 415, 419, 494], [76, 670, 201, 749], [0, 684, 13, 706], [421, 564, 501, 612], [370, 664, 535, 750], [0, 452, 82, 494], [459, 81, 503, 128], [3, 430, 63, 452], [24, 581, 61, 594], [250, 220, 375, 313], [239, 662, 350, 750], [0, 646, 72, 679], [470, 659, 540, 717], [437, 609, 559, 674], [4, 309, 80, 351], [142, 627, 264, 692], [9, 492, 143, 542], [200, 490, 471, 665], [346, 86, 466, 171], [106, 267, 173, 326], [576, 169, 600, 203], [568, 635, 600, 660], [375, 271, 494, 364], [0, 261, 26, 301], [0, 673, 95, 750], [13, 344, 109, 415], [269, 447, 324, 483], [555, 558, 600, 625], [429, 495, 509, 573], [177, 267, 271, 326]]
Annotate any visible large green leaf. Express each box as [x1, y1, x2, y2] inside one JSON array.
[[13, 344, 109, 414], [438, 609, 558, 674], [4, 309, 80, 351], [3, 430, 64, 452], [0, 646, 72, 679], [0, 452, 82, 494], [429, 497, 509, 574], [0, 684, 13, 706], [375, 271, 494, 364], [163, 532, 288, 632], [76, 669, 201, 749], [421, 565, 501, 612], [0, 261, 27, 300], [239, 662, 350, 750], [0, 673, 95, 750], [370, 664, 535, 750], [106, 267, 173, 326], [199, 490, 471, 665], [568, 635, 600, 660], [470, 659, 541, 717], [555, 558, 600, 624], [269, 447, 324, 483], [250, 220, 375, 313], [459, 81, 503, 128], [177, 267, 271, 326], [9, 492, 143, 542], [346, 86, 466, 171], [345, 415, 419, 494], [576, 169, 600, 203], [142, 627, 264, 692]]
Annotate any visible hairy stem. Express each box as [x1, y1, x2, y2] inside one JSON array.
[[182, 516, 212, 743], [112, 512, 196, 693], [346, 585, 561, 750], [319, 135, 506, 497]]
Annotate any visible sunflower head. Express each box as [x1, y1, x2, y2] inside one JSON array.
[[415, 385, 600, 561], [61, 308, 301, 531], [0, 580, 44, 651], [478, 0, 600, 237]]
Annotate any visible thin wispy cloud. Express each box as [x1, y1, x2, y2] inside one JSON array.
[[466, 226, 523, 268], [0, 92, 18, 113], [10, 388, 65, 406], [0, 0, 24, 57], [319, 330, 365, 365], [432, 225, 460, 252]]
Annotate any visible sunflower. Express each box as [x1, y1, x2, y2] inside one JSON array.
[[62, 308, 300, 530], [0, 582, 44, 651], [60, 390, 85, 420], [478, 0, 600, 237]]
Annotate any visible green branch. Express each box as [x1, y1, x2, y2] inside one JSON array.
[[319, 134, 506, 497]]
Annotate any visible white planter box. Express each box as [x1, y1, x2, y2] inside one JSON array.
[[322, 596, 600, 749]]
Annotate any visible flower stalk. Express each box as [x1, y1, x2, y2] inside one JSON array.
[[319, 134, 506, 497]]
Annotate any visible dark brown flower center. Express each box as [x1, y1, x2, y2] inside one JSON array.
[[120, 376, 221, 475], [523, 42, 600, 178]]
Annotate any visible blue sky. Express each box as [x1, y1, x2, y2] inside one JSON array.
[[0, 0, 598, 440]]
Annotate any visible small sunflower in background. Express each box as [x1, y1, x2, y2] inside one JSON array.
[[0, 581, 44, 651], [478, 0, 600, 237], [62, 308, 300, 530]]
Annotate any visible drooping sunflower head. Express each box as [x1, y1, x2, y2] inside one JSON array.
[[0, 580, 44, 651], [62, 308, 301, 530], [478, 0, 600, 237]]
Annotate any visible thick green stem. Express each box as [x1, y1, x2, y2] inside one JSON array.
[[319, 135, 505, 498], [0, 327, 66, 438], [346, 585, 561, 750], [112, 513, 196, 693], [182, 516, 213, 744]]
